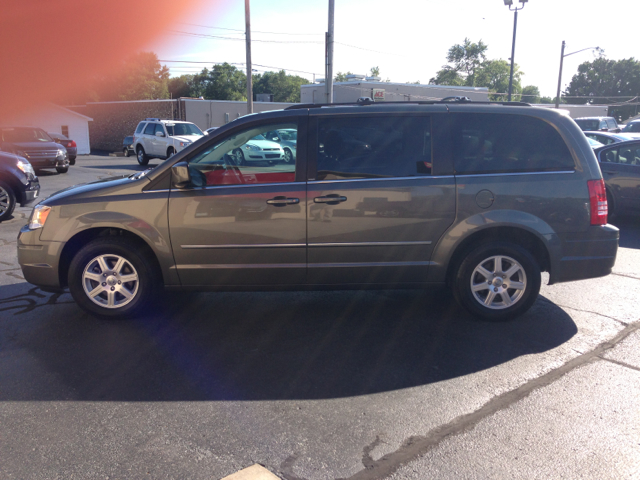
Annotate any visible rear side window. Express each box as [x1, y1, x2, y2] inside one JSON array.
[[143, 123, 156, 135], [316, 116, 432, 180], [136, 123, 146, 134], [453, 114, 575, 175], [606, 118, 618, 129], [600, 144, 640, 164], [154, 124, 165, 136], [575, 119, 599, 131]]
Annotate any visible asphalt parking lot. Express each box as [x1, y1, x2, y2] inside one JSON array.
[[1, 155, 639, 479]]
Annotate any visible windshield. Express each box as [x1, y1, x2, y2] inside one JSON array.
[[1, 127, 53, 143], [166, 123, 203, 136], [575, 119, 600, 131], [278, 129, 297, 141]]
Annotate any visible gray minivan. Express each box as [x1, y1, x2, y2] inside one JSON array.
[[17, 101, 619, 320]]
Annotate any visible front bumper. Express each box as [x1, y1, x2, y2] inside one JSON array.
[[17, 225, 64, 289], [29, 157, 69, 168], [20, 177, 40, 206]]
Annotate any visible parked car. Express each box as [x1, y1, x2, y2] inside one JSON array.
[[17, 101, 618, 321], [586, 137, 604, 149], [593, 139, 640, 217], [619, 119, 640, 138], [231, 134, 285, 165], [0, 151, 40, 221], [583, 131, 635, 145], [264, 128, 297, 163], [122, 136, 134, 157], [132, 118, 205, 165], [0, 127, 70, 173], [48, 132, 77, 165], [205, 127, 219, 135], [574, 116, 621, 133]]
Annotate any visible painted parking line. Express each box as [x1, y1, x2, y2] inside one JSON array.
[[220, 464, 281, 480]]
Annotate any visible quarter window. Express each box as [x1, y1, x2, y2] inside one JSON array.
[[188, 122, 298, 186], [316, 116, 432, 180], [453, 114, 575, 175]]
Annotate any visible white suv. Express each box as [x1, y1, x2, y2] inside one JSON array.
[[132, 118, 205, 165]]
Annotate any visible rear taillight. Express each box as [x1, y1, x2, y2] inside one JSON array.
[[587, 179, 608, 226], [69, 140, 77, 148]]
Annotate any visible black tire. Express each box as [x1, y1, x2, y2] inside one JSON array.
[[0, 181, 16, 222], [453, 241, 541, 321], [56, 166, 69, 174], [68, 237, 161, 319], [69, 156, 76, 166], [137, 147, 149, 166], [123, 148, 130, 158], [167, 147, 176, 158]]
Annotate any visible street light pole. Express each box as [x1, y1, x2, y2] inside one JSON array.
[[503, 0, 528, 102], [555, 42, 601, 109]]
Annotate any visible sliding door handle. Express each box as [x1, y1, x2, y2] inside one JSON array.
[[267, 196, 300, 207], [314, 195, 347, 205]]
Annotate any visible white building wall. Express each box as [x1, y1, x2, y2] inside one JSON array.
[[533, 104, 608, 119], [1, 103, 92, 154], [183, 100, 294, 130]]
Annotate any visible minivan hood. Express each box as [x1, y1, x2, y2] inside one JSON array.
[[41, 174, 131, 205]]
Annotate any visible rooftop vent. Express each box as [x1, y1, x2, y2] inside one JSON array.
[[365, 76, 381, 82], [345, 74, 365, 82], [315, 78, 325, 84]]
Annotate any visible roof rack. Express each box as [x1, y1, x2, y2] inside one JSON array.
[[285, 97, 531, 110]]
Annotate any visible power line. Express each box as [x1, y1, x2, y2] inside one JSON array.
[[171, 30, 324, 44], [159, 59, 321, 76], [180, 22, 323, 36]]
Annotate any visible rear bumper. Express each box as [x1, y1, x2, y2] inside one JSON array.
[[549, 224, 619, 284]]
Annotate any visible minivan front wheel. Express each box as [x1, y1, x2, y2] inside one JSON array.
[[68, 237, 160, 318], [453, 242, 541, 321]]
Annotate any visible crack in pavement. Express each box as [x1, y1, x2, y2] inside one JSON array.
[[599, 356, 640, 373], [611, 272, 640, 281], [550, 303, 629, 326], [339, 322, 640, 480]]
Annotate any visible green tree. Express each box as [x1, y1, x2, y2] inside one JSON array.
[[519, 85, 540, 103], [370, 66, 380, 77], [253, 70, 309, 103], [564, 57, 640, 104], [431, 38, 488, 87], [334, 71, 353, 82], [106, 52, 170, 101], [203, 63, 247, 101], [168, 74, 195, 99], [475, 59, 522, 101], [539, 96, 556, 104]]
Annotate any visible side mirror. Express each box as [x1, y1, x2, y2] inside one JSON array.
[[172, 161, 192, 188], [156, 131, 165, 137]]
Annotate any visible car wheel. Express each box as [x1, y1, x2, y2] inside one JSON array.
[[69, 157, 76, 166], [137, 147, 149, 166], [167, 147, 176, 158], [68, 237, 161, 319], [453, 241, 541, 321], [0, 181, 16, 222], [123, 148, 130, 158], [56, 166, 69, 174], [234, 148, 246, 165], [283, 148, 293, 164]]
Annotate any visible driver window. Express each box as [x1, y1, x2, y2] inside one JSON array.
[[188, 122, 298, 186]]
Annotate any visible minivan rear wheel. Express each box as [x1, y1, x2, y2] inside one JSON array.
[[453, 242, 541, 321], [68, 237, 160, 319]]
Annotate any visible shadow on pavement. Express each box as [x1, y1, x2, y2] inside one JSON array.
[[612, 215, 640, 249], [0, 282, 577, 401]]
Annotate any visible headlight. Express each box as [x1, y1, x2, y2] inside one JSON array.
[[245, 144, 260, 151], [16, 159, 35, 176], [29, 205, 51, 230], [57, 148, 67, 159], [179, 141, 191, 147]]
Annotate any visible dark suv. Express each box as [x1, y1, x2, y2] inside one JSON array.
[[0, 126, 70, 173], [574, 116, 621, 133], [17, 101, 619, 321], [0, 151, 40, 221]]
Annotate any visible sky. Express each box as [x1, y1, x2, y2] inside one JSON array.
[[150, 0, 640, 99]]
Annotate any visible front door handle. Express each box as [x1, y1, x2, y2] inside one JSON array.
[[314, 195, 347, 205], [267, 196, 300, 207]]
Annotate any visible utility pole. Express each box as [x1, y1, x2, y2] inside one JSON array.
[[326, 0, 334, 104], [555, 40, 566, 109], [507, 8, 518, 102], [245, 0, 253, 114]]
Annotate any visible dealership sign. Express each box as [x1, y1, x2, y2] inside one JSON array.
[[373, 89, 385, 101]]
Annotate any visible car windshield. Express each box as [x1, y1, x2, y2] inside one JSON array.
[[166, 123, 203, 136], [278, 129, 297, 141], [575, 119, 600, 131], [1, 127, 53, 143]]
